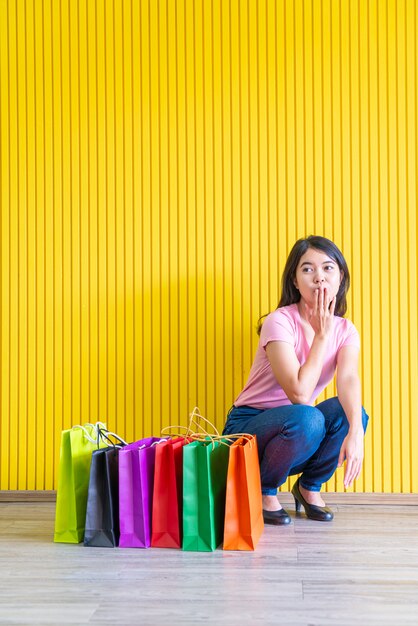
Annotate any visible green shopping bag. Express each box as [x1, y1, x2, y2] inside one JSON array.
[[182, 438, 230, 552], [54, 424, 107, 543]]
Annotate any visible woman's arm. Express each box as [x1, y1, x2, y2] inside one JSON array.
[[266, 289, 336, 404], [266, 335, 330, 404], [336, 345, 365, 487]]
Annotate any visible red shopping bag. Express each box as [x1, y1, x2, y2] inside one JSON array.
[[223, 435, 264, 550], [151, 437, 190, 548]]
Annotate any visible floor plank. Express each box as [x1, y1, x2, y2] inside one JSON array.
[[0, 503, 417, 625]]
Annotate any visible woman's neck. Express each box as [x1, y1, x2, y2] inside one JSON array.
[[296, 300, 309, 323]]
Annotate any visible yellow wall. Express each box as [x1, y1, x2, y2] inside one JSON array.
[[0, 0, 417, 493]]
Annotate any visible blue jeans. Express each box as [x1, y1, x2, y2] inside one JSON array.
[[222, 396, 369, 495]]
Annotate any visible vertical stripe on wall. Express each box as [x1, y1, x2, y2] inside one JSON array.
[[0, 0, 417, 493]]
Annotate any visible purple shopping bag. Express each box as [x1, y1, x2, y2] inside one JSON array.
[[118, 437, 166, 548]]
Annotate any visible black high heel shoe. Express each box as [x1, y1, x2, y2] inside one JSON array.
[[291, 477, 334, 522], [262, 507, 291, 526]]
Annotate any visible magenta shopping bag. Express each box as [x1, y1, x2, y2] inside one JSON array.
[[118, 437, 166, 548]]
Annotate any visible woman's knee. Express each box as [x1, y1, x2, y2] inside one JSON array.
[[288, 405, 326, 441]]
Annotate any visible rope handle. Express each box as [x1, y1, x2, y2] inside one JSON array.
[[188, 418, 212, 437], [229, 433, 256, 448], [185, 432, 230, 449], [72, 423, 102, 444], [161, 425, 193, 436], [198, 433, 254, 447], [187, 432, 256, 449], [151, 438, 170, 447], [188, 407, 220, 436], [72, 422, 128, 447], [160, 420, 217, 443], [161, 408, 254, 449], [97, 427, 128, 449], [160, 407, 220, 440]]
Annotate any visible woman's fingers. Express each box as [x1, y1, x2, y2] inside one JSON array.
[[314, 288, 319, 315], [317, 287, 323, 314], [310, 288, 336, 334], [344, 458, 363, 488], [324, 287, 329, 312], [344, 461, 355, 488], [343, 459, 352, 487], [314, 288, 337, 316]]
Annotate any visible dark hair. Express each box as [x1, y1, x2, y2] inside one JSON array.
[[256, 235, 350, 335]]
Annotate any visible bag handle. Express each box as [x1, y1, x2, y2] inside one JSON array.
[[151, 438, 170, 447], [160, 409, 218, 438], [160, 425, 194, 436], [229, 433, 256, 448], [72, 423, 102, 444], [205, 433, 256, 449], [72, 422, 128, 447], [185, 432, 253, 449], [188, 407, 220, 436], [97, 427, 128, 449], [160, 408, 253, 449]]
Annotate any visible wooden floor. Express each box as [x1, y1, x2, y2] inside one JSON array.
[[1, 502, 418, 626]]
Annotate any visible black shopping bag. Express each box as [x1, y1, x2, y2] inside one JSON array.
[[84, 446, 121, 547]]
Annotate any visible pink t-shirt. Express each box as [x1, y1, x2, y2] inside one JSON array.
[[234, 303, 360, 409]]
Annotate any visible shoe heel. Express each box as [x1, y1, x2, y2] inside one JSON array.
[[293, 495, 301, 513]]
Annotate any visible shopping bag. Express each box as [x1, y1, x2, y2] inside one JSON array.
[[54, 424, 107, 543], [118, 437, 166, 548], [223, 435, 264, 550], [151, 437, 190, 548], [84, 445, 122, 547], [182, 438, 230, 551]]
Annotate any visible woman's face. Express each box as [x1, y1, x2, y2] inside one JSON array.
[[293, 248, 343, 306]]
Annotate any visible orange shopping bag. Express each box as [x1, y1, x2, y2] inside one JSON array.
[[223, 435, 264, 550]]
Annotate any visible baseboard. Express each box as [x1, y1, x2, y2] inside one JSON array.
[[1, 490, 417, 505], [278, 492, 418, 505], [0, 491, 57, 502]]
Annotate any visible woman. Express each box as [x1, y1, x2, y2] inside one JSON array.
[[222, 236, 369, 525]]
